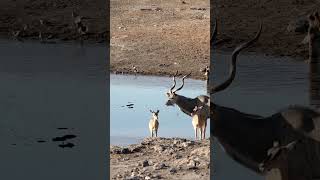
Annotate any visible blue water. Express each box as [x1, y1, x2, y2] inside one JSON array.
[[110, 74, 210, 144]]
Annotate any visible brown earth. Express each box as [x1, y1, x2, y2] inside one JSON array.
[[110, 0, 210, 80], [213, 0, 320, 60], [0, 0, 107, 43], [110, 137, 210, 180]]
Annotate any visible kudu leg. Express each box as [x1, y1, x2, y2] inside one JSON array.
[[195, 128, 198, 140], [155, 130, 158, 137], [279, 164, 289, 180]]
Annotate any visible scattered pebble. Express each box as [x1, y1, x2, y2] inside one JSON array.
[[142, 160, 149, 167], [169, 167, 177, 174]]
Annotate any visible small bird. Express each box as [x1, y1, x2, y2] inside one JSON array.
[[12, 30, 20, 38], [39, 19, 44, 25], [39, 31, 44, 42], [23, 24, 28, 31], [132, 65, 138, 75], [72, 11, 83, 26], [77, 23, 88, 35], [204, 66, 210, 80], [12, 30, 21, 41]]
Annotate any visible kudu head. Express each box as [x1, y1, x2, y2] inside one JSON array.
[[191, 106, 203, 116], [165, 71, 191, 106], [308, 11, 320, 62], [150, 110, 159, 119], [209, 20, 262, 100]]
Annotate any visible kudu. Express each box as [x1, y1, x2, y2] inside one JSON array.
[[210, 19, 320, 179], [165, 71, 210, 120]]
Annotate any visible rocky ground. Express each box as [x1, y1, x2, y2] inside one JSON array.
[[110, 0, 210, 80], [213, 0, 320, 60], [110, 137, 210, 180]]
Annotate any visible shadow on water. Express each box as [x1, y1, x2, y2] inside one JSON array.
[[0, 40, 107, 180], [210, 51, 320, 180]]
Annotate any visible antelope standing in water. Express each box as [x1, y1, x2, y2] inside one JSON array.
[[210, 18, 320, 179], [149, 110, 159, 137], [191, 106, 207, 140], [165, 71, 210, 120]]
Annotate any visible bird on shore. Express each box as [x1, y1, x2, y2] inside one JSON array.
[[12, 30, 22, 41], [72, 11, 82, 25], [77, 23, 88, 35], [204, 66, 210, 80], [23, 24, 28, 31], [39, 19, 44, 25], [38, 31, 44, 42], [132, 65, 138, 75]]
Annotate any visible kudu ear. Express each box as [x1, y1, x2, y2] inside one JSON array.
[[156, 110, 159, 114], [193, 106, 198, 112]]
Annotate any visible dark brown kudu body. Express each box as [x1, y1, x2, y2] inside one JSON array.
[[210, 18, 320, 180]]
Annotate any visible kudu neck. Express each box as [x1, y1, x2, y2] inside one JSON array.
[[175, 94, 196, 116]]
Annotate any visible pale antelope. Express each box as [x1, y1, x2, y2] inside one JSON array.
[[149, 110, 159, 137], [191, 106, 207, 140]]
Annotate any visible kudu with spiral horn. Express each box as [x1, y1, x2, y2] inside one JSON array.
[[165, 71, 210, 120], [210, 20, 320, 179]]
